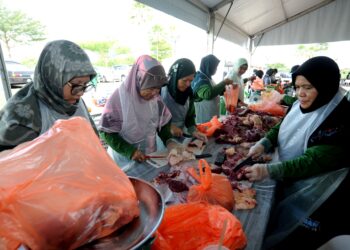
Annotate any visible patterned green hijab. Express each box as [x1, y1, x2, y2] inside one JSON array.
[[0, 40, 96, 148]]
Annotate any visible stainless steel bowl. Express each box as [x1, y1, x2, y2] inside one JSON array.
[[80, 177, 165, 250]]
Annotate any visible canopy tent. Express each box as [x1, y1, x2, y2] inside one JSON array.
[[136, 0, 350, 51]]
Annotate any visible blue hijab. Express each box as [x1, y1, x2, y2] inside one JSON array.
[[191, 54, 220, 92]]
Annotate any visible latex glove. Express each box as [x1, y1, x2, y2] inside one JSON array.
[[170, 124, 183, 137], [192, 131, 208, 142], [244, 164, 269, 182], [131, 149, 147, 162], [247, 143, 265, 159]]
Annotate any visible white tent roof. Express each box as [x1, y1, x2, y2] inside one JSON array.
[[137, 0, 350, 49]]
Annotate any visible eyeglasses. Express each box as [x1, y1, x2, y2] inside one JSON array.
[[67, 81, 94, 95]]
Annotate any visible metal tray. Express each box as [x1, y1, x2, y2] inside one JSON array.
[[79, 177, 165, 250]]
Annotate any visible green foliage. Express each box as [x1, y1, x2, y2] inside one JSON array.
[[79, 41, 114, 54], [266, 63, 289, 72], [297, 43, 328, 59], [129, 2, 153, 25], [0, 3, 46, 57], [21, 57, 37, 69], [340, 68, 350, 79], [78, 41, 135, 67], [149, 25, 172, 61]]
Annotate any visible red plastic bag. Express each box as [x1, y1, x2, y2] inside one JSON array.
[[196, 116, 223, 137], [224, 85, 239, 113], [187, 159, 235, 211], [151, 203, 247, 250], [0, 117, 140, 250]]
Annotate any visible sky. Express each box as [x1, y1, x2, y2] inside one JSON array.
[[2, 0, 350, 81]]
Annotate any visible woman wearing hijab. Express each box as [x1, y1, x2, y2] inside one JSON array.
[[191, 54, 233, 124], [161, 58, 207, 141], [244, 56, 350, 249], [0, 40, 97, 152], [99, 55, 173, 169], [227, 57, 248, 104], [263, 68, 277, 86]]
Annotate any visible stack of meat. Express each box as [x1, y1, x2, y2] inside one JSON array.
[[214, 108, 282, 144]]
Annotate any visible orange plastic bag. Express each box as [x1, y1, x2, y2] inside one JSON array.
[[187, 159, 234, 211], [0, 117, 140, 250], [248, 90, 286, 116], [251, 78, 264, 91], [224, 84, 239, 113], [196, 116, 223, 137], [151, 203, 247, 250]]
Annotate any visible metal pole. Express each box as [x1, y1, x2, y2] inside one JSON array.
[[0, 43, 12, 101]]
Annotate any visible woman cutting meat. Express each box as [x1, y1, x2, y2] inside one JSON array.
[[161, 58, 206, 141], [244, 56, 350, 249], [99, 55, 175, 169]]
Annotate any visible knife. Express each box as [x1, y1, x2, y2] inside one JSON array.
[[233, 156, 255, 172], [145, 153, 212, 159]]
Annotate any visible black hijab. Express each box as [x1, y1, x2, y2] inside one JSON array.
[[292, 56, 340, 113], [167, 58, 196, 105]]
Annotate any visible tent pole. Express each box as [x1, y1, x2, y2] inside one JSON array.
[[0, 43, 12, 103], [207, 11, 215, 54]]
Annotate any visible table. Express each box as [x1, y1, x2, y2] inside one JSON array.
[[126, 139, 276, 250]]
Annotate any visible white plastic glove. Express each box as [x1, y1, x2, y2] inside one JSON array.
[[244, 164, 269, 182], [192, 131, 208, 143], [247, 143, 265, 159]]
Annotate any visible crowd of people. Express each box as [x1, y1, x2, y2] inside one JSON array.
[[0, 39, 349, 249]]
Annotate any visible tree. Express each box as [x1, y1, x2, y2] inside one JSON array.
[[297, 43, 328, 59], [79, 41, 115, 66], [130, 2, 174, 62], [79, 41, 135, 66], [0, 3, 46, 58], [149, 25, 172, 61], [266, 63, 289, 73]]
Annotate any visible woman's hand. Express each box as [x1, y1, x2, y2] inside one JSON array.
[[223, 78, 234, 85], [247, 143, 265, 159], [131, 149, 147, 162], [170, 124, 183, 137], [192, 131, 208, 142], [244, 164, 269, 182]]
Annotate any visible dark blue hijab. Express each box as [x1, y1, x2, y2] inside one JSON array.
[[191, 54, 220, 92]]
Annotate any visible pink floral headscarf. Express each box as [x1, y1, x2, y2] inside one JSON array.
[[99, 55, 172, 144]]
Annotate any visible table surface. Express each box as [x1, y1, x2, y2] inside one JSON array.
[[125, 138, 276, 250]]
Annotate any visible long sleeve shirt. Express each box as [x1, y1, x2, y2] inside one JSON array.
[[193, 81, 226, 102], [100, 121, 172, 159]]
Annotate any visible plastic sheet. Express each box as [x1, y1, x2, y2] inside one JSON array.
[[0, 117, 139, 250]]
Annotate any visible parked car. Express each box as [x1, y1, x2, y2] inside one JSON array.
[[275, 72, 292, 85], [112, 65, 132, 82], [5, 60, 34, 87], [94, 66, 114, 83]]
